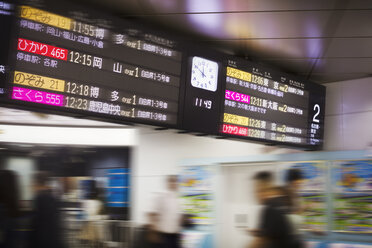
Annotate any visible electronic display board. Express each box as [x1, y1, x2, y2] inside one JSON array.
[[3, 0, 183, 127], [0, 0, 326, 149], [220, 57, 325, 149]]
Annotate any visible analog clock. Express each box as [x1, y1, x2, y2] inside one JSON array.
[[191, 56, 218, 92]]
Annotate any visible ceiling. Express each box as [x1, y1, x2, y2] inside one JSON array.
[[79, 0, 372, 84]]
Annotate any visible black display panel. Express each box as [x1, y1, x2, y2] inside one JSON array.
[[0, 1, 14, 96], [3, 0, 183, 127], [182, 48, 225, 134], [220, 57, 326, 149], [0, 0, 326, 149]]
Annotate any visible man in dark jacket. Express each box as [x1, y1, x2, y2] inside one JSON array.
[[30, 172, 64, 248], [249, 171, 294, 248]]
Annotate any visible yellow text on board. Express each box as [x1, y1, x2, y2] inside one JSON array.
[[224, 113, 249, 126], [226, 67, 252, 82], [19, 5, 72, 30], [13, 71, 65, 92]]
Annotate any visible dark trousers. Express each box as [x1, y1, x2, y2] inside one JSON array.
[[162, 233, 181, 248]]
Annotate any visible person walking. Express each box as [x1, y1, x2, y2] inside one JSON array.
[[154, 175, 183, 248], [30, 171, 64, 248], [285, 168, 305, 248], [249, 171, 294, 248], [0, 170, 20, 248]]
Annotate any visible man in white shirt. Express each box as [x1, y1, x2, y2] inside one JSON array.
[[155, 175, 182, 248]]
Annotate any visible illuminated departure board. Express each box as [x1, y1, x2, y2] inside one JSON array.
[[0, 0, 326, 149], [4, 1, 182, 127], [220, 58, 325, 148]]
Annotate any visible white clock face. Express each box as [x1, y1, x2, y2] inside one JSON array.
[[191, 56, 218, 92]]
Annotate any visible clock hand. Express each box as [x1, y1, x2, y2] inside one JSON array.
[[195, 65, 206, 78]]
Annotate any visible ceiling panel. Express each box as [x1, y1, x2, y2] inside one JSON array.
[[145, 0, 339, 13], [305, 73, 370, 84], [324, 38, 372, 58], [333, 10, 372, 37], [208, 38, 326, 59], [259, 58, 316, 75], [312, 58, 372, 74], [346, 0, 372, 9], [152, 11, 333, 40]]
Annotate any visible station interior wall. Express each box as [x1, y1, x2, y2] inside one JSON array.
[[324, 77, 372, 151]]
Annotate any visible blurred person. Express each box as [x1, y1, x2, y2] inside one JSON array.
[[30, 171, 64, 248], [248, 171, 294, 248], [0, 170, 20, 248], [285, 168, 304, 214], [134, 212, 163, 248], [285, 168, 305, 248], [79, 180, 104, 246], [154, 175, 182, 248], [82, 180, 103, 221]]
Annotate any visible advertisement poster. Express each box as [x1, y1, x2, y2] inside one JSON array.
[[180, 166, 214, 225], [330, 244, 372, 248], [181, 231, 212, 248], [305, 242, 372, 248], [332, 160, 372, 233], [284, 162, 327, 231], [306, 241, 327, 248]]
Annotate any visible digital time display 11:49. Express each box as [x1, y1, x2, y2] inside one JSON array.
[[193, 97, 212, 110]]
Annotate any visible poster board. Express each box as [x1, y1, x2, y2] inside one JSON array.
[[179, 166, 215, 225], [282, 161, 328, 231], [332, 160, 372, 233]]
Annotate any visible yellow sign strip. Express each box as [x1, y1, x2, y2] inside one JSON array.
[[224, 113, 249, 126], [13, 71, 65, 92], [19, 5, 72, 30], [226, 67, 252, 82]]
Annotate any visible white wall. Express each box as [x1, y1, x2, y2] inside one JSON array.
[[219, 164, 277, 248], [324, 77, 372, 150], [0, 125, 137, 146], [131, 127, 296, 224]]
